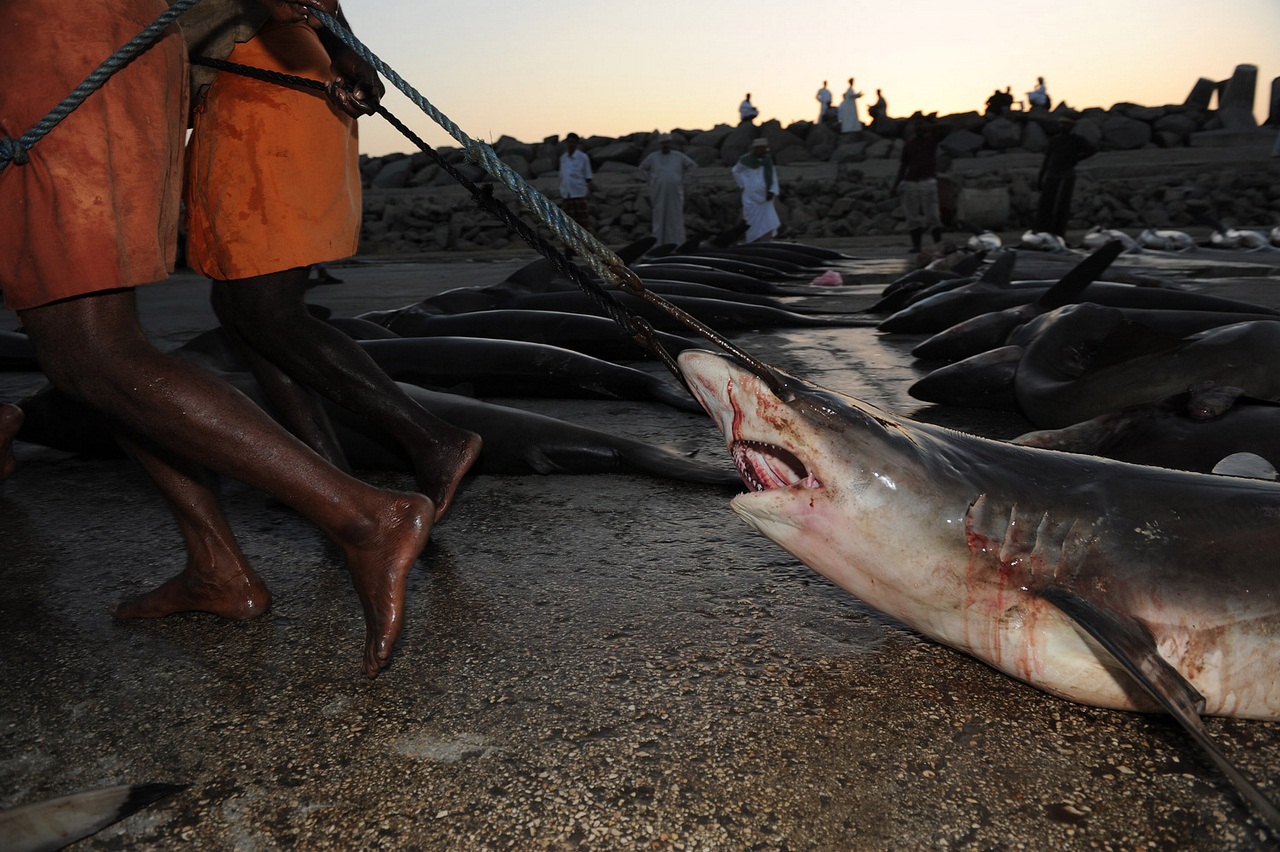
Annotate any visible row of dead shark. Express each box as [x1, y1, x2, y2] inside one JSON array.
[[959, 215, 1280, 255], [6, 235, 1280, 845], [676, 238, 1280, 836], [882, 239, 1280, 480]]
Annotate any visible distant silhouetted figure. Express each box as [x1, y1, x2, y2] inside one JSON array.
[[985, 87, 1014, 116], [559, 132, 594, 232], [739, 93, 759, 125], [839, 78, 863, 133], [732, 137, 780, 243], [638, 134, 698, 244], [1027, 76, 1050, 110], [894, 114, 946, 253], [816, 80, 832, 123], [1034, 116, 1097, 236], [868, 88, 888, 130]]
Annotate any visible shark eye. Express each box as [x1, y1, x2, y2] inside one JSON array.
[[732, 440, 814, 491]]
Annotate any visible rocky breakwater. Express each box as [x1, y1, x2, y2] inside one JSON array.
[[360, 73, 1280, 253]]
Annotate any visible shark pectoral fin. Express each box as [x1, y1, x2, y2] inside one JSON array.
[[1042, 586, 1280, 835]]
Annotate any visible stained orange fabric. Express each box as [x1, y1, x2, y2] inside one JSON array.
[[183, 20, 360, 281], [0, 0, 186, 311]]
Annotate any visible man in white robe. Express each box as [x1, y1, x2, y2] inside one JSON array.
[[731, 138, 780, 243], [839, 78, 863, 133], [816, 80, 832, 123], [638, 134, 698, 245]]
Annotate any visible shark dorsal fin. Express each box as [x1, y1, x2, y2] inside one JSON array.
[[976, 251, 1016, 287], [1033, 240, 1125, 310]]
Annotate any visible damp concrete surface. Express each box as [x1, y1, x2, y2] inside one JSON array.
[[2, 242, 1280, 849]]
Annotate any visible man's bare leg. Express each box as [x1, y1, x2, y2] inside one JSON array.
[[211, 272, 481, 521], [0, 403, 21, 482], [112, 432, 272, 620], [210, 284, 351, 472], [20, 289, 432, 676]]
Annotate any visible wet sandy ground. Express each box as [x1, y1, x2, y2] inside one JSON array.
[[3, 243, 1280, 849]]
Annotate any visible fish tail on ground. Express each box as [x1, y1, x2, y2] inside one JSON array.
[[0, 782, 187, 851]]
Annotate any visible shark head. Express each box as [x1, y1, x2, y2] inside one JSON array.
[[677, 349, 966, 614]]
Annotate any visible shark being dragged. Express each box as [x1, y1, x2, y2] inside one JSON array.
[[677, 349, 1280, 833]]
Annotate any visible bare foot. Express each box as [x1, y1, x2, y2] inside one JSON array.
[[337, 491, 435, 677], [0, 403, 22, 482], [411, 430, 482, 523], [114, 566, 272, 620]]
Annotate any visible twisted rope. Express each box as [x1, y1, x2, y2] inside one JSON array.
[[309, 9, 785, 392], [0, 0, 205, 172]]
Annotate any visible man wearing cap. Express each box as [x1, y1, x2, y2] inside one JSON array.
[[638, 134, 698, 245], [731, 138, 781, 243]]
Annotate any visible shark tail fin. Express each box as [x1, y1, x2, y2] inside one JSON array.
[[0, 782, 186, 852]]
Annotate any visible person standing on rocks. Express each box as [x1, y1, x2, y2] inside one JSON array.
[[0, 0, 455, 678], [558, 132, 595, 233], [638, 134, 698, 245], [816, 81, 833, 124], [839, 79, 863, 133], [868, 88, 888, 131], [893, 114, 946, 254], [739, 93, 759, 125], [1034, 115, 1097, 237], [732, 138, 781, 243], [985, 87, 1014, 117], [1027, 76, 1050, 110]]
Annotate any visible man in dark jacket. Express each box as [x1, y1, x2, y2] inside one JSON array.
[[1034, 116, 1097, 237]]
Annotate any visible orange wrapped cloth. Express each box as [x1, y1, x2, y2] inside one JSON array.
[[184, 19, 360, 281], [0, 0, 186, 311]]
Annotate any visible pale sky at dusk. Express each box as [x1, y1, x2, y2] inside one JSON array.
[[342, 0, 1279, 157]]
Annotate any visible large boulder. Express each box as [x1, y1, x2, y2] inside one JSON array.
[[690, 124, 735, 149], [1021, 120, 1049, 153], [1100, 115, 1153, 150], [589, 141, 644, 168], [758, 120, 805, 156], [370, 156, 414, 189], [1114, 103, 1165, 123], [719, 122, 759, 166], [492, 135, 535, 162], [981, 117, 1022, 150], [830, 140, 869, 164], [1153, 112, 1199, 145], [939, 129, 985, 158], [805, 123, 841, 160]]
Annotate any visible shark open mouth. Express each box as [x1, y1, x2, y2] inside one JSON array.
[[731, 440, 820, 492]]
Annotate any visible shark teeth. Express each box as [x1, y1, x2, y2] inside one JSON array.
[[731, 440, 818, 492]]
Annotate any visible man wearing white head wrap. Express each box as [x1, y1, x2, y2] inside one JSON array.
[[638, 134, 698, 245], [731, 138, 781, 242]]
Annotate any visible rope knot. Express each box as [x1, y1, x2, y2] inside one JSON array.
[[0, 136, 30, 168]]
